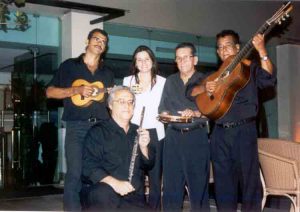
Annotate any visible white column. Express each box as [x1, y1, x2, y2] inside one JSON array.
[[61, 11, 104, 61], [277, 44, 300, 141]]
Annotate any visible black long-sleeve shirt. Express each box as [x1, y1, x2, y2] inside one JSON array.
[[82, 119, 155, 195], [158, 71, 208, 128]]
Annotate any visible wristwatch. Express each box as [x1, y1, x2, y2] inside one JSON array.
[[260, 55, 269, 61]]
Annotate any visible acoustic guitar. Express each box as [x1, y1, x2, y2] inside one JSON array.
[[195, 2, 293, 120], [71, 79, 107, 107]]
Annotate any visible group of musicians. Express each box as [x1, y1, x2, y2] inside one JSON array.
[[46, 27, 276, 212]]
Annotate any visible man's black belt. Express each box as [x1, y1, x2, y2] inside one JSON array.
[[216, 117, 256, 129], [170, 123, 207, 133]]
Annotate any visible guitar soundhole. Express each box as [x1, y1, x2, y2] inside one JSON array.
[[210, 95, 214, 100]]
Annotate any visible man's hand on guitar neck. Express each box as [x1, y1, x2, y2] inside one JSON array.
[[252, 34, 267, 57], [252, 34, 273, 75]]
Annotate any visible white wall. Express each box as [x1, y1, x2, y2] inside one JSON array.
[[61, 11, 103, 61], [70, 0, 299, 43], [277, 44, 300, 141]]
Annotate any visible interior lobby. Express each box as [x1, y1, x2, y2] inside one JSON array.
[[0, 0, 300, 211]]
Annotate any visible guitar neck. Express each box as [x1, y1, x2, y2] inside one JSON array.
[[98, 88, 108, 93], [228, 1, 292, 72], [228, 22, 273, 72]]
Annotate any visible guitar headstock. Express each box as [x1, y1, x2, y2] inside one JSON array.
[[266, 1, 293, 26]]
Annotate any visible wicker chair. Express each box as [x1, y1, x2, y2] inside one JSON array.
[[258, 138, 300, 212]]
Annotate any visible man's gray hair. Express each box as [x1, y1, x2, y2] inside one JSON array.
[[107, 85, 135, 106]]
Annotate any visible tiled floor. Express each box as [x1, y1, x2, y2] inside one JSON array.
[[0, 194, 63, 211], [0, 183, 291, 212], [0, 193, 289, 211]]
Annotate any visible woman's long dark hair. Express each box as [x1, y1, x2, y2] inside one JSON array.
[[130, 45, 159, 89]]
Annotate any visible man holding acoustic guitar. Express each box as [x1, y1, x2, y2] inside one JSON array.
[[190, 30, 276, 211], [46, 28, 114, 211]]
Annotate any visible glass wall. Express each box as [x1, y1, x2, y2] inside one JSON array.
[[10, 52, 59, 187], [0, 13, 60, 190]]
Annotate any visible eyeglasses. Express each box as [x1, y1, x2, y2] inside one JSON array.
[[217, 43, 236, 51], [175, 55, 194, 63], [113, 99, 135, 106], [91, 36, 107, 45]]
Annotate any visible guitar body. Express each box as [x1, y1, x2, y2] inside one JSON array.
[[71, 79, 105, 107], [194, 2, 292, 120], [195, 56, 251, 120]]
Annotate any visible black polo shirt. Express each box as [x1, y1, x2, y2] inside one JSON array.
[[82, 119, 155, 195], [159, 71, 208, 128], [48, 54, 114, 121]]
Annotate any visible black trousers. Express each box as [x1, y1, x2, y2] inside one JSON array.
[[162, 127, 210, 212], [85, 182, 149, 211], [210, 121, 262, 212], [146, 129, 163, 210], [64, 121, 97, 211]]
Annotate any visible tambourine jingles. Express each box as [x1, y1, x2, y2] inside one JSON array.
[[157, 114, 192, 123]]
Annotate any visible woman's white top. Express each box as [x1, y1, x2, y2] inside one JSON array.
[[123, 75, 166, 140]]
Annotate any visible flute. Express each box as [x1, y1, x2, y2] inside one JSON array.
[[128, 106, 146, 183]]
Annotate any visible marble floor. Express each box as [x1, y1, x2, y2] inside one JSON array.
[[0, 185, 291, 211], [0, 194, 289, 212]]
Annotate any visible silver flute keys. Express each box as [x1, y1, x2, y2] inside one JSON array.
[[128, 106, 145, 183]]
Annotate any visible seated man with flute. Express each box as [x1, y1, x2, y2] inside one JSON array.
[[81, 86, 155, 211]]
